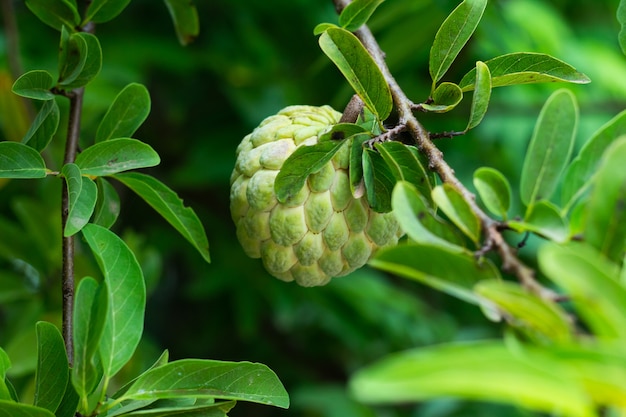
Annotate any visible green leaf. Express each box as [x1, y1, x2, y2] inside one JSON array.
[[96, 83, 151, 143], [429, 0, 487, 87], [22, 99, 60, 152], [0, 401, 56, 417], [584, 136, 626, 263], [338, 0, 385, 32], [562, 110, 626, 211], [0, 348, 11, 401], [24, 0, 80, 31], [363, 148, 394, 213], [473, 167, 511, 219], [113, 172, 210, 263], [108, 400, 235, 417], [318, 123, 366, 142], [619, 0, 626, 55], [520, 89, 578, 208], [112, 350, 169, 400], [34, 322, 69, 413], [275, 139, 347, 203], [119, 359, 289, 408], [466, 61, 491, 130], [313, 23, 338, 35], [52, 376, 79, 417], [62, 164, 97, 237], [82, 224, 146, 379], [72, 277, 106, 407], [540, 242, 626, 340], [0, 142, 47, 179], [75, 138, 160, 176], [508, 200, 569, 243], [349, 341, 594, 417], [474, 281, 572, 343], [420, 82, 463, 113], [349, 134, 370, 197], [370, 243, 500, 305], [92, 178, 121, 229], [11, 70, 55, 101], [431, 183, 481, 244], [459, 53, 591, 92], [319, 27, 392, 120], [376, 142, 434, 203], [84, 0, 131, 23], [163, 0, 200, 45], [58, 32, 102, 89]]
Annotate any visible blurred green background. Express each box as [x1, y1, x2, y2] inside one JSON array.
[[0, 0, 624, 416]]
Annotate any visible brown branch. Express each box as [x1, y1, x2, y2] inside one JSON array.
[[331, 0, 559, 300]]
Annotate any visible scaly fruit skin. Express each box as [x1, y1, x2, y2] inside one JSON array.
[[230, 105, 401, 286]]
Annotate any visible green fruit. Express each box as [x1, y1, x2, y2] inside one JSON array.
[[230, 105, 401, 286]]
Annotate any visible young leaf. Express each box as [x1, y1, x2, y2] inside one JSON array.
[[619, 0, 626, 55], [363, 148, 395, 213], [0, 401, 56, 417], [25, 0, 80, 31], [22, 100, 60, 152], [92, 178, 121, 229], [82, 224, 146, 379], [118, 359, 289, 409], [113, 172, 210, 263], [96, 83, 151, 143], [58, 32, 102, 89], [584, 137, 626, 263], [0, 142, 47, 179], [319, 27, 392, 120], [539, 242, 626, 341], [520, 89, 578, 209], [275, 139, 347, 203], [420, 82, 463, 113], [509, 200, 569, 243], [376, 142, 434, 204], [62, 164, 97, 237], [84, 0, 131, 24], [429, 0, 487, 88], [370, 243, 500, 305], [466, 61, 491, 131], [164, 0, 200, 45], [75, 138, 160, 176], [431, 184, 481, 244], [339, 0, 385, 32], [473, 167, 511, 219], [459, 52, 591, 92], [34, 321, 69, 413], [349, 341, 594, 417], [11, 70, 55, 101]]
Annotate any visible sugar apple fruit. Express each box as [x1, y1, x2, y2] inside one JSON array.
[[230, 105, 401, 286]]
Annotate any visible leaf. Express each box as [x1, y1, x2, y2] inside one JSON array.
[[112, 350, 169, 400], [429, 0, 487, 87], [75, 138, 160, 176], [58, 32, 102, 89], [619, 0, 626, 55], [370, 243, 500, 305], [11, 70, 55, 101], [62, 164, 98, 237], [53, 376, 79, 417], [34, 322, 69, 413], [0, 348, 11, 401], [22, 99, 60, 152], [96, 83, 151, 143], [108, 400, 235, 417], [84, 0, 131, 23], [92, 177, 121, 229], [420, 82, 463, 113], [520, 89, 578, 208], [318, 123, 366, 142], [584, 136, 626, 263], [474, 280, 572, 343], [313, 23, 338, 35], [349, 341, 594, 417], [0, 401, 56, 417], [0, 142, 47, 179], [349, 134, 370, 197], [431, 183, 481, 244], [473, 167, 511, 219], [466, 61, 491, 131], [562, 110, 626, 211], [24, 0, 80, 31], [338, 0, 385, 32], [319, 27, 392, 120], [508, 200, 569, 243], [376, 142, 434, 203], [459, 53, 591, 92], [163, 0, 200, 45], [119, 359, 289, 408], [363, 148, 394, 213], [82, 224, 146, 379], [113, 172, 210, 263], [275, 139, 347, 203], [539, 242, 626, 340]]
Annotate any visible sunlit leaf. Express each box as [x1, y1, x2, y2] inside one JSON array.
[[62, 164, 97, 237], [319, 27, 392, 120], [429, 0, 487, 87], [431, 184, 481, 244], [508, 200, 569, 243], [84, 0, 131, 23], [420, 82, 463, 113], [96, 83, 151, 143], [473, 167, 511, 219], [22, 99, 60, 152], [58, 32, 102, 89], [466, 61, 491, 130], [24, 0, 80, 31], [376, 142, 434, 203], [0, 142, 47, 179], [339, 0, 385, 32], [459, 53, 591, 92], [363, 148, 394, 212], [0, 401, 56, 417], [313, 23, 338, 35], [34, 322, 68, 413], [75, 138, 160, 176]]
